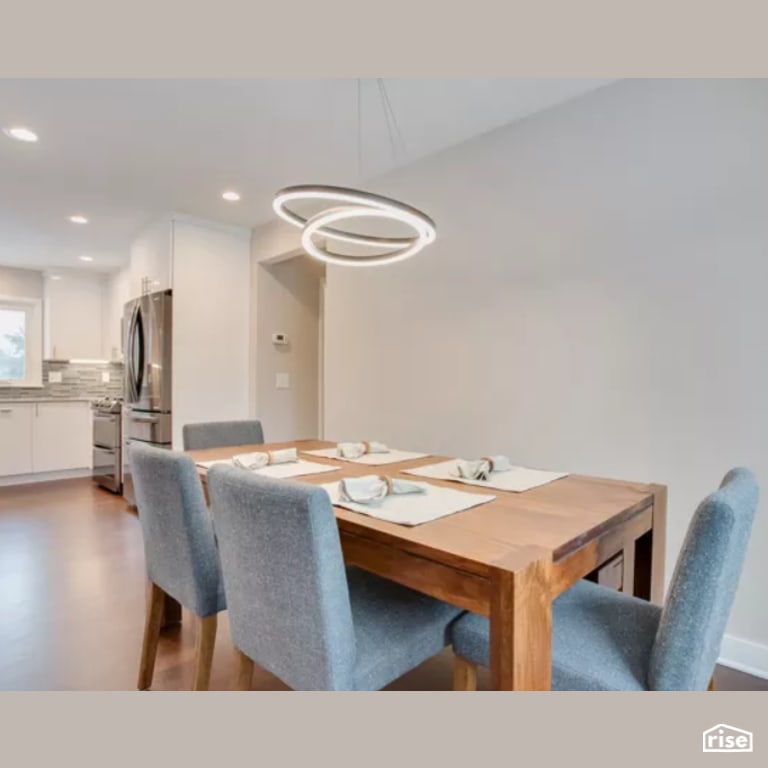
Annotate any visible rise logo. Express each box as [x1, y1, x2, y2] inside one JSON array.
[[702, 724, 754, 753]]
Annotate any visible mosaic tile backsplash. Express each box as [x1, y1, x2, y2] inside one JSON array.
[[0, 361, 124, 401]]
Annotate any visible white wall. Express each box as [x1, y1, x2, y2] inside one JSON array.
[[0, 266, 43, 299], [255, 256, 323, 441], [324, 79, 768, 675], [171, 216, 251, 449]]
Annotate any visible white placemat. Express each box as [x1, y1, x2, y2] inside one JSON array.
[[321, 480, 495, 526], [196, 459, 340, 479], [403, 459, 568, 492], [303, 447, 429, 465]]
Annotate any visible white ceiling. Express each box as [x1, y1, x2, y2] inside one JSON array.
[[0, 78, 614, 273]]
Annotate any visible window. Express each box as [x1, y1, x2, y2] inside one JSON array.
[[0, 296, 42, 387]]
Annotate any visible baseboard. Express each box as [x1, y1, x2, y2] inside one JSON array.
[[719, 634, 768, 680], [0, 468, 93, 486]]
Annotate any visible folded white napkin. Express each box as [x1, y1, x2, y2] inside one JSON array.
[[338, 474, 426, 505], [336, 441, 390, 459], [456, 455, 512, 481], [233, 447, 298, 470]]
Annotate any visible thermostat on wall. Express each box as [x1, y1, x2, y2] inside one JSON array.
[[272, 333, 288, 345]]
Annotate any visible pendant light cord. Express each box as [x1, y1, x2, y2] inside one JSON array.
[[377, 78, 407, 162], [357, 79, 408, 180], [357, 78, 363, 180]]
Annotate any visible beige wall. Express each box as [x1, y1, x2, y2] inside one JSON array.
[[255, 255, 323, 441], [324, 79, 768, 675], [249, 222, 301, 422], [0, 266, 43, 299]]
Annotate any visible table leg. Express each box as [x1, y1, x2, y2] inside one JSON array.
[[633, 485, 667, 605], [489, 552, 552, 690], [621, 542, 636, 596]]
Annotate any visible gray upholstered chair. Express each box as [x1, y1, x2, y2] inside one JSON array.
[[450, 467, 758, 691], [130, 442, 227, 691], [207, 464, 464, 690], [182, 420, 265, 451]]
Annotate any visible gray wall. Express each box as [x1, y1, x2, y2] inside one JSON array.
[[323, 79, 768, 673]]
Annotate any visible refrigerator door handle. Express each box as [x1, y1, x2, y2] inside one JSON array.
[[133, 304, 146, 401], [126, 303, 139, 402]]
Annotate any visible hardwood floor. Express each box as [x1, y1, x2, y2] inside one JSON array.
[[0, 478, 765, 691]]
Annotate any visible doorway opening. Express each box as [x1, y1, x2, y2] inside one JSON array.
[[255, 252, 325, 441]]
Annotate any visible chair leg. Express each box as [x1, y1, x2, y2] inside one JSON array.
[[233, 647, 254, 691], [137, 582, 166, 690], [453, 655, 478, 691], [192, 614, 218, 691], [708, 676, 716, 691], [161, 594, 182, 628]]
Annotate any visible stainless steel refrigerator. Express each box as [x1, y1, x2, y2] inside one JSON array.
[[122, 289, 172, 505]]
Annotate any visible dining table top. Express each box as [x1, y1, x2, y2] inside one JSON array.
[[188, 439, 657, 579]]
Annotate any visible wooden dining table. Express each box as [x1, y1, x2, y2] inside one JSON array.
[[187, 439, 666, 691]]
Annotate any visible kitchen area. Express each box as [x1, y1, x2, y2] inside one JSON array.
[[0, 262, 128, 491], [0, 212, 252, 502]]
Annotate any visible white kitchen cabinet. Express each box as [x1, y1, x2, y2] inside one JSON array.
[[102, 267, 131, 361], [44, 273, 105, 360], [129, 217, 173, 297], [0, 401, 92, 478], [0, 403, 33, 475], [31, 402, 92, 472]]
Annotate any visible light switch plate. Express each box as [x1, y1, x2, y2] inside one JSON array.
[[276, 373, 290, 389], [101, 371, 110, 383], [48, 371, 63, 383]]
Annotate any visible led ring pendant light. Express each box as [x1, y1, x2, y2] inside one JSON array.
[[272, 80, 436, 267]]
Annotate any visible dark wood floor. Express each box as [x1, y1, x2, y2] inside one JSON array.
[[0, 478, 765, 691]]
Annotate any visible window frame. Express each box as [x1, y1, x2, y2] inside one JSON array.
[[0, 294, 43, 388]]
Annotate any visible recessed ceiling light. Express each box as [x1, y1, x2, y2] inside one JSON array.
[[79, 255, 93, 262], [69, 215, 88, 224], [222, 190, 241, 202], [50, 275, 62, 280], [3, 126, 38, 143]]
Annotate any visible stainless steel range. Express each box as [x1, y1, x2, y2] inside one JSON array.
[[92, 396, 123, 493]]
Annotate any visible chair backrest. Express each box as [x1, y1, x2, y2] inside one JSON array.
[[130, 442, 225, 617], [182, 420, 265, 451], [208, 464, 357, 690], [648, 467, 758, 690]]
